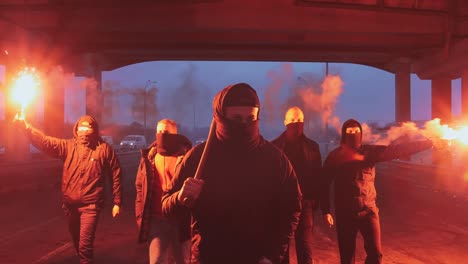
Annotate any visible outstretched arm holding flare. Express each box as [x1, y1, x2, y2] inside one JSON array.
[[12, 115, 122, 219]]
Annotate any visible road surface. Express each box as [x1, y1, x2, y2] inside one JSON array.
[[1, 154, 467, 263]]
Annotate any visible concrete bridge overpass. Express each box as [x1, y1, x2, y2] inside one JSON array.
[[2, 0, 468, 159]]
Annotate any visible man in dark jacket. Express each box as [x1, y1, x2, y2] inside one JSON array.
[[321, 119, 432, 264], [162, 83, 302, 264], [272, 106, 322, 264], [135, 118, 192, 264], [14, 115, 122, 264]]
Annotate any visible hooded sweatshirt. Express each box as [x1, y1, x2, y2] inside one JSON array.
[[26, 115, 122, 207], [321, 119, 432, 216], [162, 83, 302, 264]]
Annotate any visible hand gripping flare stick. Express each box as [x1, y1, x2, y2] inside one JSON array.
[[183, 119, 216, 206]]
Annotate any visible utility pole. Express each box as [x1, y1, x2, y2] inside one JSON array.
[[193, 103, 196, 131], [144, 80, 157, 142], [297, 76, 310, 132], [325, 62, 329, 140], [325, 62, 330, 154]]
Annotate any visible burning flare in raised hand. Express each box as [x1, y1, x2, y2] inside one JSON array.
[[423, 119, 468, 145], [10, 67, 40, 120]]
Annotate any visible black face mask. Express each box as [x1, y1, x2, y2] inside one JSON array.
[[76, 131, 97, 147], [285, 122, 304, 141], [216, 119, 260, 147], [344, 133, 361, 149], [156, 133, 180, 156], [77, 135, 90, 145]]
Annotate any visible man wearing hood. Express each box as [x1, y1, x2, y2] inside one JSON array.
[[272, 106, 322, 264], [135, 118, 192, 263], [321, 119, 432, 264], [162, 83, 302, 264], [14, 115, 122, 264]]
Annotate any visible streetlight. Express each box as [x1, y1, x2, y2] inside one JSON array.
[[297, 76, 312, 132], [324, 62, 329, 144], [144, 80, 157, 142]]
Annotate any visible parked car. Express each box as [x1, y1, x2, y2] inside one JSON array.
[[119, 135, 147, 150], [194, 138, 206, 145]]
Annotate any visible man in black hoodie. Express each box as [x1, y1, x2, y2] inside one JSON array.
[[162, 83, 302, 264], [321, 119, 432, 264], [272, 106, 322, 264], [14, 115, 122, 264]]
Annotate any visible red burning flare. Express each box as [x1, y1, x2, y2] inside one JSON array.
[[10, 67, 40, 120]]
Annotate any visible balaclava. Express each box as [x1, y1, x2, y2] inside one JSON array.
[[341, 118, 362, 150], [154, 119, 192, 156], [284, 106, 305, 141], [156, 133, 192, 156], [73, 115, 99, 147], [213, 83, 260, 149]]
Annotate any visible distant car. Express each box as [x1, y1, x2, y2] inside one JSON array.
[[194, 138, 206, 145], [119, 135, 147, 150], [0, 144, 5, 154], [101, 135, 114, 145]]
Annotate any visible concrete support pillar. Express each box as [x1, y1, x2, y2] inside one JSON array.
[[4, 63, 31, 161], [431, 76, 452, 124], [462, 69, 468, 121], [43, 68, 65, 137], [395, 64, 411, 123], [431, 75, 452, 166], [85, 70, 102, 124]]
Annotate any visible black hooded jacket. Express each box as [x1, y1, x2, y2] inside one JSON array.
[[272, 132, 322, 201], [25, 115, 122, 207], [162, 84, 302, 264], [321, 119, 432, 216]]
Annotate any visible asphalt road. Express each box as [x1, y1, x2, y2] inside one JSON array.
[[312, 162, 468, 264], [1, 155, 467, 264]]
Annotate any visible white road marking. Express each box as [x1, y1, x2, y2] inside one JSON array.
[[33, 242, 73, 264]]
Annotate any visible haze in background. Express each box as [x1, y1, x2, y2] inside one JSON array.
[[0, 62, 463, 136]]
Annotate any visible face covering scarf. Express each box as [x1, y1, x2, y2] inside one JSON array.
[[285, 122, 304, 141], [156, 133, 188, 156], [215, 119, 259, 148], [77, 127, 94, 146], [344, 127, 361, 149]]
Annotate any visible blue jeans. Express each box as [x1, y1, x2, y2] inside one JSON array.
[[65, 204, 100, 264], [148, 216, 190, 264]]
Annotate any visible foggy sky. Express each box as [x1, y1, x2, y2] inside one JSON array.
[[0, 62, 463, 135]]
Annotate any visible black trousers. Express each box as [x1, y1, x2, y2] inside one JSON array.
[[284, 200, 315, 264], [65, 204, 100, 264], [336, 210, 383, 264]]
